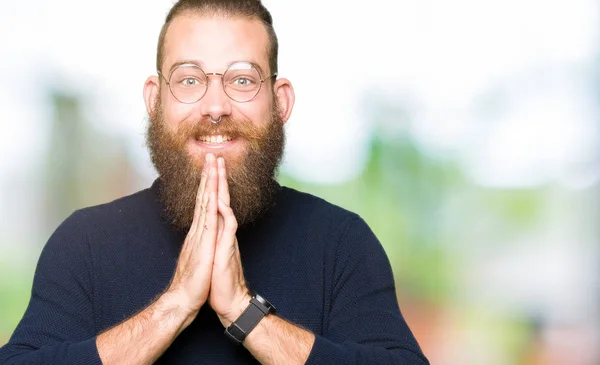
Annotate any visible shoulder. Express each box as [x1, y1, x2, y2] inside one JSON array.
[[280, 186, 361, 223], [279, 187, 394, 280], [74, 186, 156, 225], [279, 186, 374, 242], [43, 185, 158, 255]]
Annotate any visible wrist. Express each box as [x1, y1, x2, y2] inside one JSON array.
[[219, 292, 253, 328], [223, 293, 277, 345], [159, 289, 201, 330]]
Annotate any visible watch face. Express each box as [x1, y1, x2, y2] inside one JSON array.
[[254, 294, 276, 313]]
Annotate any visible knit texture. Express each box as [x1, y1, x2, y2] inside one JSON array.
[[0, 180, 428, 364]]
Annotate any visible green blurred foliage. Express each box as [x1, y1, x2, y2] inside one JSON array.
[[0, 250, 34, 345], [281, 128, 548, 307], [280, 135, 463, 302]]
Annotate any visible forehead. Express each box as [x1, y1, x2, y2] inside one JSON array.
[[163, 14, 271, 74]]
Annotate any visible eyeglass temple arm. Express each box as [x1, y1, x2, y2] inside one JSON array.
[[157, 71, 170, 85], [263, 73, 278, 83]]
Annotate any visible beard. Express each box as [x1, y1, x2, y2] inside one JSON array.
[[146, 96, 285, 231]]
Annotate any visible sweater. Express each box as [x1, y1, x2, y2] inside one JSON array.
[[0, 180, 429, 364]]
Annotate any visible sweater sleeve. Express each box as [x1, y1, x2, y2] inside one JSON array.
[[0, 211, 102, 365], [306, 215, 429, 365]]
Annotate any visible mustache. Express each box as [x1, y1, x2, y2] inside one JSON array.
[[177, 115, 263, 141]]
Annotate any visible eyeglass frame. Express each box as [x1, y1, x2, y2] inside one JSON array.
[[157, 61, 278, 104]]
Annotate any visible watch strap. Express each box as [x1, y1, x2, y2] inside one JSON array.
[[224, 294, 274, 344]]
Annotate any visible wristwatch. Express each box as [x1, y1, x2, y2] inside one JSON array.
[[224, 293, 276, 344]]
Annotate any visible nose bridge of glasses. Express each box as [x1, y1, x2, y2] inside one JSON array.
[[205, 72, 224, 86], [204, 72, 228, 96], [201, 72, 232, 115]]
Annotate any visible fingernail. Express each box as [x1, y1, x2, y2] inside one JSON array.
[[218, 157, 224, 166]]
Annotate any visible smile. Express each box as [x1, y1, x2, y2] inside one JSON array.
[[196, 134, 232, 145]]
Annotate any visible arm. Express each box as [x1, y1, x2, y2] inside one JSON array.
[[220, 289, 428, 365], [244, 315, 315, 364], [0, 233, 204, 365], [96, 155, 218, 365], [1, 156, 219, 365], [205, 158, 314, 364], [222, 219, 428, 365], [243, 315, 314, 364], [219, 294, 315, 365], [209, 159, 427, 364], [304, 215, 429, 364], [0, 211, 103, 365], [94, 290, 193, 365], [216, 214, 428, 365]]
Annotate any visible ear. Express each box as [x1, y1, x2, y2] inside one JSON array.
[[143, 75, 160, 116], [273, 78, 295, 124]]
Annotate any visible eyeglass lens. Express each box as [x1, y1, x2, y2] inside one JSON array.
[[168, 62, 263, 103]]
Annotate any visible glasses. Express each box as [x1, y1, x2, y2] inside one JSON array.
[[158, 61, 277, 103]]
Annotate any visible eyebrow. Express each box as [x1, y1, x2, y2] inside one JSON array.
[[165, 59, 267, 77], [167, 59, 204, 76]]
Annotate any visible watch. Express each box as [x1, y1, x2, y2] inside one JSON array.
[[224, 293, 276, 344]]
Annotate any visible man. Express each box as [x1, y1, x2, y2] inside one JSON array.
[[0, 0, 428, 364]]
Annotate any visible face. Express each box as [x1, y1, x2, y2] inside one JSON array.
[[144, 14, 295, 229], [161, 14, 275, 164]]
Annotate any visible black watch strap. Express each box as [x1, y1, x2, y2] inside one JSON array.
[[224, 294, 275, 344]]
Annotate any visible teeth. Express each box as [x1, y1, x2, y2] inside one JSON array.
[[200, 135, 231, 144]]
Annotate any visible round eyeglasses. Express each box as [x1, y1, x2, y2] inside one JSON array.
[[158, 61, 277, 104]]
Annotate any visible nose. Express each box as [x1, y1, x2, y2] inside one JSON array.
[[199, 74, 232, 121]]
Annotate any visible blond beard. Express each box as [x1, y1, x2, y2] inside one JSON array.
[[146, 97, 285, 230]]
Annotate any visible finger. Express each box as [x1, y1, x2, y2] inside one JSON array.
[[189, 154, 211, 235], [205, 154, 218, 205], [217, 157, 230, 206], [196, 154, 218, 236], [199, 191, 218, 258], [216, 158, 228, 242], [216, 198, 238, 259]]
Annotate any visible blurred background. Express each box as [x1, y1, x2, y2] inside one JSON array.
[[1, 0, 599, 364]]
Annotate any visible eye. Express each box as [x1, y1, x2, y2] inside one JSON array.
[[182, 78, 200, 86], [232, 77, 253, 86]]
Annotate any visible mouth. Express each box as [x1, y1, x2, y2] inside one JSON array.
[[195, 134, 233, 145], [190, 134, 241, 151]]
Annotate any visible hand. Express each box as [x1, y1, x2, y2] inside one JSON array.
[[166, 153, 219, 325], [209, 157, 252, 327]]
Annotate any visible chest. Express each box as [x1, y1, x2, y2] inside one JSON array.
[[90, 231, 329, 349]]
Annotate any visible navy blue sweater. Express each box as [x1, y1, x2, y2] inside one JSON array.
[[0, 181, 428, 364]]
